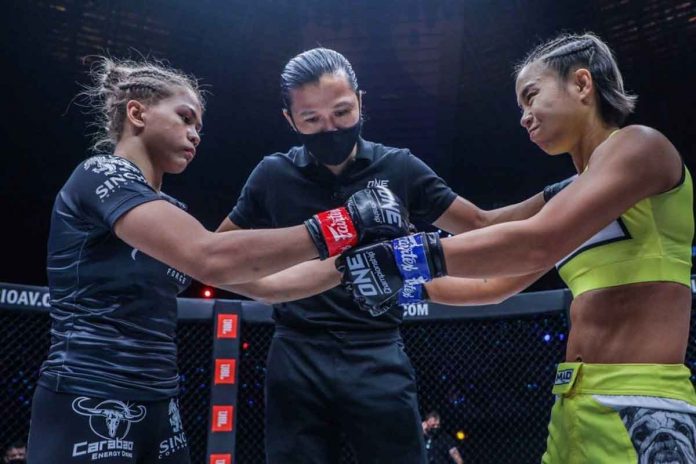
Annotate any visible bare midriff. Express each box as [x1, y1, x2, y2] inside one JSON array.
[[566, 281, 691, 364]]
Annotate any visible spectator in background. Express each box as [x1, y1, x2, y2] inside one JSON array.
[[422, 411, 464, 464], [3, 440, 26, 464]]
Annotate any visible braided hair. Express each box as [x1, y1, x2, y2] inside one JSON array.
[[78, 57, 204, 151], [515, 33, 637, 126]]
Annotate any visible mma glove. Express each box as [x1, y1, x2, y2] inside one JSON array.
[[543, 176, 575, 202], [336, 232, 447, 316], [397, 281, 430, 306], [305, 186, 410, 260]]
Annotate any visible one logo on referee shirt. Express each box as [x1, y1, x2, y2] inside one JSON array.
[[554, 369, 574, 386], [367, 178, 389, 188]]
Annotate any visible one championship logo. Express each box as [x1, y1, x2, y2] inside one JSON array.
[[366, 178, 389, 189], [373, 187, 403, 226], [345, 252, 393, 297], [72, 397, 147, 440], [367, 250, 392, 294]]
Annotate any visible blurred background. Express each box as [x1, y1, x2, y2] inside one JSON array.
[[2, 0, 695, 297]]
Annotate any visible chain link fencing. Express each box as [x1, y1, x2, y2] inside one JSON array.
[[2, 292, 695, 463], [233, 312, 570, 464]]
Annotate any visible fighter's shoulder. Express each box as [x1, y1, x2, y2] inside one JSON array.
[[63, 154, 146, 192], [593, 125, 680, 191], [597, 125, 675, 163], [79, 154, 145, 178]]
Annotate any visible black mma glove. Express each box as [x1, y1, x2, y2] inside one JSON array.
[[304, 186, 410, 260], [336, 232, 447, 316], [542, 176, 575, 202]]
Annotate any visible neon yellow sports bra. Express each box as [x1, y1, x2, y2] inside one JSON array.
[[557, 166, 694, 297]]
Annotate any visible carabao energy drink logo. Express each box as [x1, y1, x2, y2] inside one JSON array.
[[71, 397, 146, 459]]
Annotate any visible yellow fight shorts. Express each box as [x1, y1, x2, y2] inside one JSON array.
[[542, 362, 696, 464]]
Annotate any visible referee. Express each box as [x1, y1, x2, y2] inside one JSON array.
[[217, 48, 546, 463]]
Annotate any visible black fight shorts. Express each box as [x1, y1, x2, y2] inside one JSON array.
[[27, 385, 190, 464]]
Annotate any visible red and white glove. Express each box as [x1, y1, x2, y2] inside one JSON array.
[[304, 186, 410, 259]]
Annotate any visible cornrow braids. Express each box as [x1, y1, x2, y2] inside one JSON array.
[[544, 39, 594, 60], [525, 34, 584, 63], [78, 56, 205, 152], [515, 33, 637, 126]]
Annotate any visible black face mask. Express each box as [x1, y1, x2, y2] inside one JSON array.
[[296, 119, 362, 166]]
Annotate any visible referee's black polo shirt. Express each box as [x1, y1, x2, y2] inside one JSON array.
[[229, 138, 456, 330]]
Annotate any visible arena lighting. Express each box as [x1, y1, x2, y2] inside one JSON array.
[[543, 333, 552, 342], [242, 342, 250, 350], [202, 287, 214, 298], [456, 431, 466, 441]]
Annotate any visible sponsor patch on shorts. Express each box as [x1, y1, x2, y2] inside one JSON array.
[[554, 369, 574, 386]]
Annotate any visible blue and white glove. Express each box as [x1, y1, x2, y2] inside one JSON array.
[[336, 232, 447, 316]]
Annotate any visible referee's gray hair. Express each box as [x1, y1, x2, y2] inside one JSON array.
[[515, 33, 637, 126], [78, 56, 205, 152]]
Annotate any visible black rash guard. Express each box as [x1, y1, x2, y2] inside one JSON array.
[[40, 155, 191, 401]]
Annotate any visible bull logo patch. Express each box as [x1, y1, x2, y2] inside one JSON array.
[[72, 397, 147, 440]]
